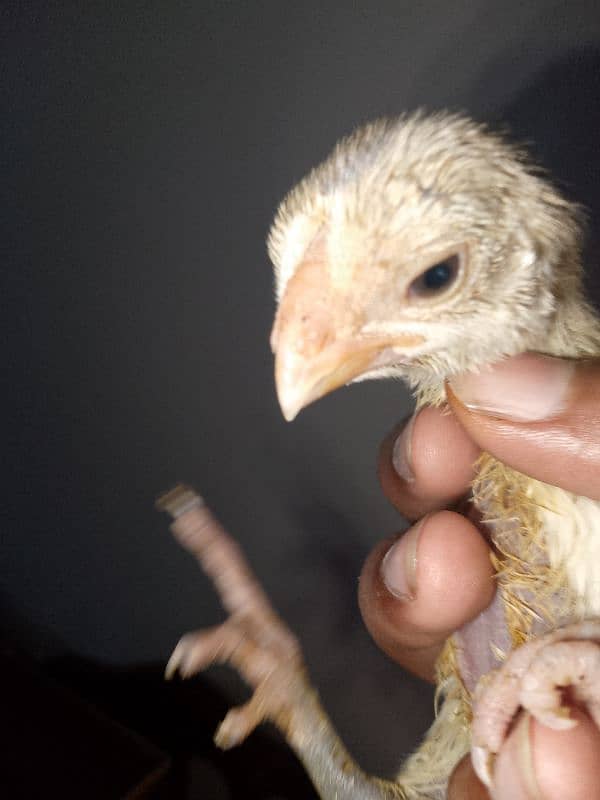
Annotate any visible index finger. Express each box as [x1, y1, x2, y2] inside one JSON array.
[[447, 355, 600, 500]]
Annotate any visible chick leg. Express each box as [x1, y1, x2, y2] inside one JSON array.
[[157, 485, 407, 800], [471, 620, 600, 788]]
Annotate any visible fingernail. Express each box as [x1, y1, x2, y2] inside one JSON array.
[[380, 518, 425, 600], [392, 414, 416, 482], [449, 354, 574, 422], [491, 712, 542, 800]]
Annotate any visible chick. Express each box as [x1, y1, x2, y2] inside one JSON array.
[[159, 112, 600, 799]]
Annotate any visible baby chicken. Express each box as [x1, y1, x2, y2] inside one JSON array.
[[158, 112, 600, 799]]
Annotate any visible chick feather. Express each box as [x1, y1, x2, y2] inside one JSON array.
[[160, 112, 600, 799]]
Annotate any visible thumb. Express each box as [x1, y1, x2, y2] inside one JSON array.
[[446, 353, 600, 500], [447, 709, 600, 800]]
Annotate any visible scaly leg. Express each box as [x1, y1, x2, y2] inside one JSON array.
[[156, 485, 408, 800], [471, 620, 600, 788]]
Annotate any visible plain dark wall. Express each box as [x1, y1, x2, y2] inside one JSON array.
[[4, 1, 600, 776]]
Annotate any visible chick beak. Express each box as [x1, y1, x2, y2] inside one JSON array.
[[273, 327, 380, 422], [270, 255, 422, 421]]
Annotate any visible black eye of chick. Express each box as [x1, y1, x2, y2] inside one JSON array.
[[408, 254, 460, 298]]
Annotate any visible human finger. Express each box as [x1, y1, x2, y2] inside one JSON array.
[[492, 709, 600, 800], [448, 708, 600, 799], [378, 405, 481, 521], [448, 353, 600, 499], [358, 511, 495, 682]]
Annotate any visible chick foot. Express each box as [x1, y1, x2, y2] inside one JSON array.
[[157, 484, 306, 747], [165, 609, 312, 749], [471, 621, 600, 788], [157, 485, 407, 800]]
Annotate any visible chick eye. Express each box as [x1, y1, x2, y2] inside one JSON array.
[[408, 255, 460, 298]]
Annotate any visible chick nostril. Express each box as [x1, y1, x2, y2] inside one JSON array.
[[295, 321, 335, 357]]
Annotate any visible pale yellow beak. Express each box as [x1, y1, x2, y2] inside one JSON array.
[[271, 256, 424, 421], [274, 336, 381, 422]]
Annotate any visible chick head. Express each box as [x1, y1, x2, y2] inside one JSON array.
[[268, 112, 582, 419]]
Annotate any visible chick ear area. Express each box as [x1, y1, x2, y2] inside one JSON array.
[[408, 253, 461, 299]]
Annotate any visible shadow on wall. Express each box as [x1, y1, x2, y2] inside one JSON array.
[[491, 45, 600, 306]]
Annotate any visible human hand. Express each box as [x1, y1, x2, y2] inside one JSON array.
[[358, 353, 600, 799]]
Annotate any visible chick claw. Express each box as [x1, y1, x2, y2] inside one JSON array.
[[471, 620, 600, 788], [157, 485, 307, 749]]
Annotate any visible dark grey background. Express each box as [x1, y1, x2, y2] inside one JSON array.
[[4, 1, 600, 778]]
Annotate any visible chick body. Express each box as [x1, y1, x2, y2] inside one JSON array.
[[396, 458, 600, 797], [162, 112, 600, 800], [269, 111, 600, 797]]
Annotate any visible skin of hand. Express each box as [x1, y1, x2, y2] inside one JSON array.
[[359, 352, 600, 800]]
